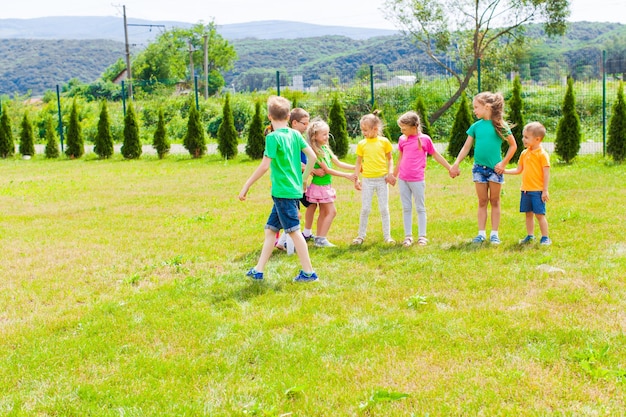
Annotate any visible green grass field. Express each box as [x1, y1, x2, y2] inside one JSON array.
[[1, 153, 625, 416]]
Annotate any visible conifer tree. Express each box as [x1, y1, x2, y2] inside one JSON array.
[[504, 75, 524, 163], [65, 99, 84, 159], [217, 94, 238, 160], [121, 102, 142, 159], [328, 96, 349, 159], [0, 103, 15, 158], [555, 77, 581, 163], [607, 81, 626, 162], [152, 108, 170, 159], [44, 116, 60, 159], [184, 100, 206, 158], [415, 96, 432, 138], [94, 101, 114, 159], [245, 100, 266, 160], [447, 92, 473, 159], [19, 111, 35, 157]]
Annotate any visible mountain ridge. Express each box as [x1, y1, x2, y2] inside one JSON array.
[[0, 16, 398, 43]]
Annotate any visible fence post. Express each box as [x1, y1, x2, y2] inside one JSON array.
[[194, 75, 199, 110], [276, 71, 280, 96], [370, 65, 375, 107], [121, 81, 127, 117], [477, 57, 482, 92], [56, 85, 65, 153], [602, 49, 606, 156]]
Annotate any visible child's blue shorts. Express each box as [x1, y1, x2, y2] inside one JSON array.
[[265, 197, 301, 233], [520, 191, 546, 215], [472, 164, 504, 184]]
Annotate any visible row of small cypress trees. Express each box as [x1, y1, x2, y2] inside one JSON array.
[[1, 81, 625, 162], [446, 77, 626, 163]]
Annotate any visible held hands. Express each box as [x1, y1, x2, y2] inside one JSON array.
[[346, 173, 359, 183], [355, 179, 362, 191], [385, 173, 397, 186], [494, 162, 505, 175], [449, 165, 461, 179]]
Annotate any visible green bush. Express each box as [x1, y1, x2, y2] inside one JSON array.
[[447, 92, 473, 159], [19, 111, 35, 157], [184, 100, 206, 158], [152, 108, 170, 159], [65, 99, 84, 159], [415, 96, 432, 138], [44, 116, 60, 159], [121, 102, 142, 159], [607, 81, 626, 162], [555, 77, 581, 163], [505, 75, 524, 163], [217, 94, 238, 160], [328, 95, 349, 158], [0, 103, 15, 158], [245, 100, 265, 160], [94, 101, 114, 159]]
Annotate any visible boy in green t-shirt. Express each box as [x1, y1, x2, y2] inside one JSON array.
[[239, 96, 319, 282]]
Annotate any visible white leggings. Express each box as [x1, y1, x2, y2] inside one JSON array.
[[399, 179, 426, 237], [358, 177, 391, 240]]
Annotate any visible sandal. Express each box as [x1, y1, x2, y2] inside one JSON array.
[[351, 237, 364, 245], [417, 236, 428, 246], [402, 237, 414, 247]]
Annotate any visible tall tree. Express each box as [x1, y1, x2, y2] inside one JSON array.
[[19, 111, 35, 157], [555, 77, 581, 163], [504, 75, 524, 163], [44, 116, 60, 159], [152, 108, 170, 159], [245, 100, 266, 160], [0, 103, 14, 158], [121, 102, 142, 159], [183, 100, 206, 158], [328, 96, 349, 159], [217, 94, 238, 160], [415, 96, 432, 138], [607, 81, 626, 162], [65, 99, 84, 159], [94, 100, 114, 159], [384, 0, 570, 123], [447, 92, 473, 159], [131, 22, 237, 95]]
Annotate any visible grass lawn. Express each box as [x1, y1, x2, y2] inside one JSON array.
[[0, 153, 625, 416]]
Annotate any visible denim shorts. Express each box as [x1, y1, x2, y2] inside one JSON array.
[[520, 191, 546, 215], [472, 164, 504, 184], [265, 197, 301, 233]]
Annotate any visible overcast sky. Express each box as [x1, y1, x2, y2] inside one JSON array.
[[2, 0, 625, 29]]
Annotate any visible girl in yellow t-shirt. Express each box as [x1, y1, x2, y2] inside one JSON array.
[[352, 111, 395, 245]]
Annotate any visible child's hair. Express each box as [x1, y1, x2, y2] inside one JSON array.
[[473, 92, 508, 139], [360, 110, 384, 137], [524, 121, 546, 140], [397, 111, 422, 134], [306, 117, 331, 157], [267, 96, 291, 121], [290, 108, 309, 124]]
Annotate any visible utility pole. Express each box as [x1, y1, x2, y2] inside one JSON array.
[[121, 5, 165, 98], [188, 41, 195, 83], [203, 34, 209, 99], [123, 5, 133, 99]]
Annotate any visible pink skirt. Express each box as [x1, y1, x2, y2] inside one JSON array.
[[305, 184, 336, 203]]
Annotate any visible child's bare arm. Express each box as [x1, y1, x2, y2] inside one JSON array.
[[239, 156, 271, 200], [542, 166, 550, 202]]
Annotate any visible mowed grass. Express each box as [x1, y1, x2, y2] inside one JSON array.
[[0, 152, 625, 416]]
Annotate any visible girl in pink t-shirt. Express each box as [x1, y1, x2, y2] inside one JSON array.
[[392, 111, 453, 247]]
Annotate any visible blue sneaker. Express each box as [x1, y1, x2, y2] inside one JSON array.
[[540, 236, 552, 246], [519, 235, 535, 244], [246, 268, 264, 280], [472, 235, 486, 243], [293, 270, 318, 282], [302, 233, 315, 242], [490, 235, 501, 245]]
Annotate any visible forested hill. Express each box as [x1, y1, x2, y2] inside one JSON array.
[[0, 21, 624, 96]]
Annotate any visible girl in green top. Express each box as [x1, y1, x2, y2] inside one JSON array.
[[304, 118, 358, 247]]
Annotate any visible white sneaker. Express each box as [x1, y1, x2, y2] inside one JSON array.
[[314, 238, 336, 248]]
